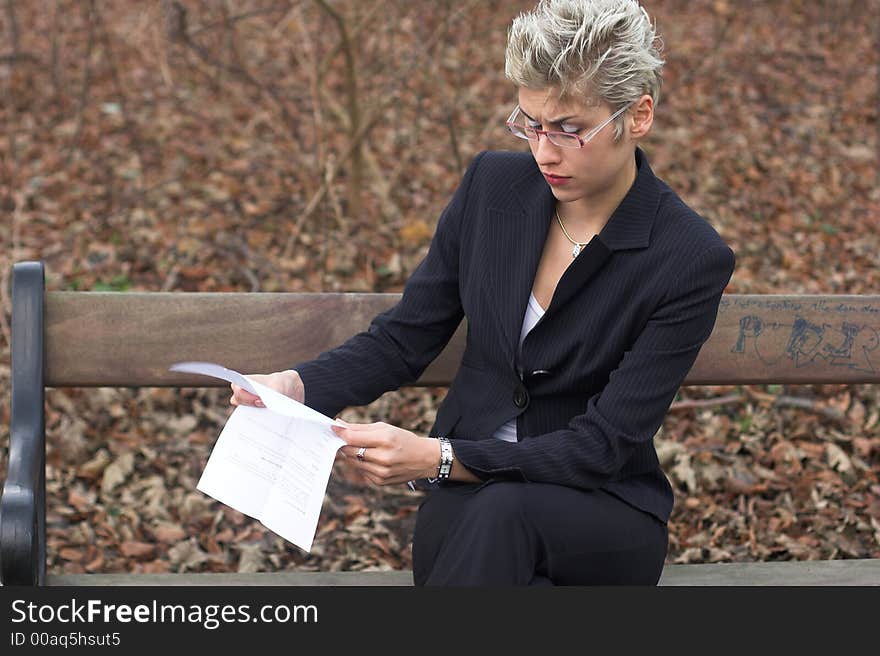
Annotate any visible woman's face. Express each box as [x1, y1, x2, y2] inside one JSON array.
[[515, 87, 639, 206]]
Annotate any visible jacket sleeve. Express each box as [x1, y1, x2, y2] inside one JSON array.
[[449, 243, 736, 488], [292, 153, 486, 418]]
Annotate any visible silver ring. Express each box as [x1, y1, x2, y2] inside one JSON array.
[[356, 446, 367, 461]]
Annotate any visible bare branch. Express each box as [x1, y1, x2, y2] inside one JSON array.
[[284, 105, 389, 257], [152, 2, 174, 88], [0, 52, 41, 65], [741, 385, 854, 425], [189, 2, 295, 37], [291, 5, 324, 203], [312, 0, 363, 216], [164, 0, 302, 142], [773, 395, 850, 424], [315, 1, 385, 81], [92, 0, 147, 184], [283, 0, 484, 254], [4, 0, 20, 56], [669, 394, 744, 411], [67, 0, 97, 164], [0, 253, 12, 351], [215, 233, 261, 292], [51, 0, 63, 100], [316, 87, 404, 224]]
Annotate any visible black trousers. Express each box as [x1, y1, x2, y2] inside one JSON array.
[[412, 480, 668, 586]]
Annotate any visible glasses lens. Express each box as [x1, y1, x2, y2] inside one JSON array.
[[548, 132, 582, 148], [507, 123, 533, 140]]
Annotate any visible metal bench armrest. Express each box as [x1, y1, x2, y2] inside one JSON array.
[[1, 261, 47, 585]]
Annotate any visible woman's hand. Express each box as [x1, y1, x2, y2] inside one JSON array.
[[229, 370, 305, 407], [332, 420, 440, 486]]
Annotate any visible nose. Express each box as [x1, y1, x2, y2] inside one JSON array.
[[530, 133, 562, 166]]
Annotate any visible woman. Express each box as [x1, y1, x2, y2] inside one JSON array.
[[231, 0, 735, 585]]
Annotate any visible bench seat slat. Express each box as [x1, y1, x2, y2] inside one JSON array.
[[43, 559, 880, 586]]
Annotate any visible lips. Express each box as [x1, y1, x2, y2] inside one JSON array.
[[542, 173, 571, 186]]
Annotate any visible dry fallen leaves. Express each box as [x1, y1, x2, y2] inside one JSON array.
[[0, 0, 876, 577]]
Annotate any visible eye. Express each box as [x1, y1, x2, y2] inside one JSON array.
[[526, 119, 542, 128], [560, 123, 581, 134]]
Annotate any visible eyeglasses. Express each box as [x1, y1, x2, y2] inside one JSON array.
[[505, 102, 632, 149]]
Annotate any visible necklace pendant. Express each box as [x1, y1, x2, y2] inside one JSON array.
[[571, 244, 581, 258]]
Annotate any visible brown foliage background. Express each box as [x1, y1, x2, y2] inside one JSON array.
[[1, 0, 878, 576]]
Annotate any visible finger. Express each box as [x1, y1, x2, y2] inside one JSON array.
[[355, 461, 391, 480], [338, 444, 365, 463], [332, 418, 362, 430], [330, 424, 387, 447], [228, 394, 261, 407], [231, 387, 264, 407], [338, 446, 360, 459], [360, 470, 408, 487], [380, 474, 412, 486], [339, 446, 361, 459], [237, 389, 259, 403], [333, 419, 386, 431], [342, 443, 389, 457], [362, 472, 384, 487]]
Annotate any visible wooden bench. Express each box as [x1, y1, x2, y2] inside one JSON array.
[[3, 260, 879, 586]]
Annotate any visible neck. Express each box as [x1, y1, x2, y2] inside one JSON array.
[[558, 152, 638, 236]]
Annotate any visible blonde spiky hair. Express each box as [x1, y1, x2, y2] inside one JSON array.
[[505, 0, 664, 139]]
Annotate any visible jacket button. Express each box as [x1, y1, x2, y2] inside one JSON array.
[[513, 386, 529, 408]]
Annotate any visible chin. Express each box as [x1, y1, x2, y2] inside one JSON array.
[[551, 187, 586, 202]]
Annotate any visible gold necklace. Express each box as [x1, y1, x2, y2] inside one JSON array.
[[555, 209, 589, 258]]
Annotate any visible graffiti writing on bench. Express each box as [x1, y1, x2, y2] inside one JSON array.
[[720, 297, 880, 315], [731, 315, 879, 373]]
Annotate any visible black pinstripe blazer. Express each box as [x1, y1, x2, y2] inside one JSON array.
[[294, 147, 735, 523]]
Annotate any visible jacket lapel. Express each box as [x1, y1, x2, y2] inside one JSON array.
[[547, 236, 613, 313], [484, 166, 554, 360], [550, 149, 662, 310], [596, 148, 661, 252], [483, 148, 662, 360]]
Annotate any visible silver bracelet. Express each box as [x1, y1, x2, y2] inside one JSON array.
[[436, 436, 454, 480]]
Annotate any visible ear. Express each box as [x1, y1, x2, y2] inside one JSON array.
[[629, 94, 654, 139]]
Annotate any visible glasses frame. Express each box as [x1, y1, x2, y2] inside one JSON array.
[[506, 102, 633, 149]]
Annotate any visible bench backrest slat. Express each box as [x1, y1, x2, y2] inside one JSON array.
[[45, 292, 880, 387], [45, 292, 464, 387]]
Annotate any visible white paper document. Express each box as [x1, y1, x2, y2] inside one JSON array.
[[169, 361, 346, 552]]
